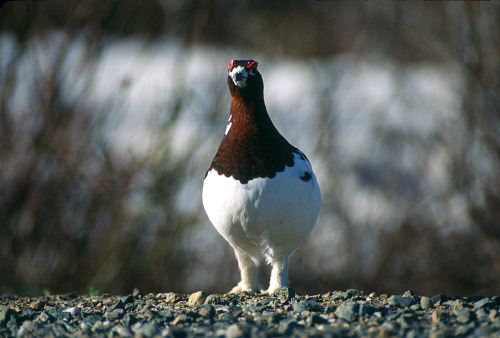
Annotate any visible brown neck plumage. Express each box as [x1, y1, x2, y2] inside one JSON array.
[[206, 72, 296, 184]]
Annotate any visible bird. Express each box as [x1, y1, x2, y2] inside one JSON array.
[[202, 59, 321, 294]]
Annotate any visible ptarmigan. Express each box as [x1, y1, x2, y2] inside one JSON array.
[[202, 60, 321, 294]]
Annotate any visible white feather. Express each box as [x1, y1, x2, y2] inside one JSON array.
[[229, 65, 248, 88], [202, 152, 321, 292]]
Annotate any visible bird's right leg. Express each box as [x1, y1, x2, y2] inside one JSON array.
[[229, 248, 263, 293]]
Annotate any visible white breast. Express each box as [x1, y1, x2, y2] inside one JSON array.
[[202, 152, 321, 261]]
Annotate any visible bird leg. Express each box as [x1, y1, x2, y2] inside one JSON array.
[[229, 248, 263, 293], [267, 255, 289, 294]]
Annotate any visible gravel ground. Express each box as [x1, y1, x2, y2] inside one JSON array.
[[1, 288, 499, 337]]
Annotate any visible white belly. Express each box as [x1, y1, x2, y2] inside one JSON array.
[[202, 158, 321, 260]]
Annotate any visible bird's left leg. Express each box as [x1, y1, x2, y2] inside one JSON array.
[[266, 255, 289, 295]]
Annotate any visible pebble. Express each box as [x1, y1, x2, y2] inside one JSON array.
[[164, 292, 183, 304], [197, 304, 215, 317], [204, 293, 223, 305], [104, 308, 124, 320], [431, 294, 448, 304], [454, 308, 475, 323], [331, 289, 362, 302], [474, 298, 497, 310], [226, 323, 245, 338], [293, 300, 323, 313], [420, 296, 432, 310], [188, 291, 208, 306], [273, 286, 295, 301], [0, 290, 498, 337], [387, 295, 414, 308], [0, 308, 16, 326], [63, 306, 81, 316], [31, 300, 46, 311], [132, 321, 158, 336], [334, 301, 359, 322]]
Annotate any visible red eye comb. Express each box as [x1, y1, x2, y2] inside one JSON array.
[[228, 60, 233, 70], [247, 61, 258, 69]]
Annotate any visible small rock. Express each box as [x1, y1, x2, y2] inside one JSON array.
[[63, 307, 81, 316], [80, 322, 91, 332], [204, 294, 223, 305], [0, 308, 17, 326], [104, 309, 124, 320], [455, 322, 476, 336], [226, 323, 246, 338], [420, 296, 432, 310], [92, 320, 105, 331], [279, 317, 301, 335], [334, 301, 359, 322], [121, 313, 139, 327], [159, 309, 174, 321], [83, 314, 102, 326], [397, 314, 414, 328], [258, 298, 275, 306], [161, 326, 176, 338], [489, 309, 498, 322], [402, 290, 415, 297], [387, 295, 414, 308], [112, 325, 133, 337], [246, 301, 267, 312], [465, 295, 483, 303], [164, 292, 182, 304], [306, 314, 328, 326], [188, 291, 208, 306], [197, 304, 215, 318], [476, 308, 489, 322], [474, 298, 496, 310], [6, 316, 18, 333], [120, 294, 134, 305], [380, 321, 399, 334], [112, 300, 125, 310], [19, 307, 36, 321], [132, 321, 159, 337], [431, 309, 441, 323], [431, 294, 448, 305], [172, 314, 189, 325], [324, 305, 336, 313], [143, 308, 159, 320], [38, 311, 55, 323], [293, 300, 323, 313], [17, 320, 36, 337], [453, 308, 474, 324], [219, 312, 237, 322], [124, 302, 136, 312], [331, 289, 362, 302], [273, 287, 295, 301], [263, 312, 280, 324], [473, 325, 495, 337], [358, 303, 377, 317], [31, 300, 46, 311], [346, 289, 363, 297]]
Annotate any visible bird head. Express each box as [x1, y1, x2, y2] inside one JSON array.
[[227, 60, 263, 98]]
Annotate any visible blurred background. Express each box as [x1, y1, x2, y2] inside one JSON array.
[[1, 1, 499, 297]]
